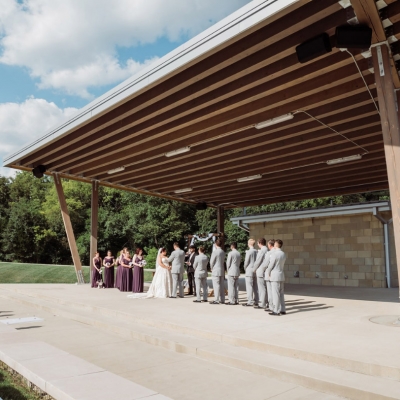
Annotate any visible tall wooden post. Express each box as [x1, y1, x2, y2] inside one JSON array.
[[53, 174, 85, 284], [217, 206, 225, 247], [90, 180, 99, 282], [372, 45, 400, 294]]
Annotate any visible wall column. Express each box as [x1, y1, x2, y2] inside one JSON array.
[[372, 44, 400, 293], [53, 174, 85, 284], [90, 180, 99, 281], [217, 206, 225, 247]]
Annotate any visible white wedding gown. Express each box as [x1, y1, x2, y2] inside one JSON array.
[[127, 257, 172, 299]]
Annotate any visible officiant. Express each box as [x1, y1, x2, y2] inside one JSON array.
[[185, 245, 197, 295]]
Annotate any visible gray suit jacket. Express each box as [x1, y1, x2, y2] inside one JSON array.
[[253, 246, 268, 277], [244, 248, 258, 277], [210, 247, 225, 277], [168, 249, 185, 274], [257, 248, 274, 278], [227, 249, 241, 277], [265, 248, 287, 282], [194, 253, 209, 278]]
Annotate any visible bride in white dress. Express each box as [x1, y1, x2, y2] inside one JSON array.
[[127, 247, 172, 299]]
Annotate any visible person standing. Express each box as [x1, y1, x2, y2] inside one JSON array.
[[115, 248, 127, 290], [120, 250, 133, 292], [193, 246, 209, 303], [262, 240, 276, 311], [103, 250, 115, 288], [168, 242, 185, 298], [185, 245, 197, 295], [209, 239, 226, 304], [253, 238, 268, 309], [265, 239, 287, 316], [132, 248, 145, 293], [91, 251, 102, 288], [242, 239, 258, 307], [226, 242, 241, 305]]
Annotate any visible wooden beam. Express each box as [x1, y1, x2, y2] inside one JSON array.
[[372, 44, 400, 294], [90, 180, 99, 280], [53, 173, 85, 284]]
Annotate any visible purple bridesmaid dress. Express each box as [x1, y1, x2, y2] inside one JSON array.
[[91, 257, 102, 288], [132, 256, 144, 293], [103, 256, 115, 288], [115, 256, 123, 289], [120, 256, 133, 292]]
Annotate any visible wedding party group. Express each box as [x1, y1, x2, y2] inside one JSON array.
[[127, 238, 287, 317], [91, 247, 147, 293]]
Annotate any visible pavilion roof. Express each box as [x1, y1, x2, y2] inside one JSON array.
[[4, 0, 400, 208]]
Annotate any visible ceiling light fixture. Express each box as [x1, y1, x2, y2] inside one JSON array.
[[174, 187, 193, 194], [255, 113, 294, 129], [326, 154, 362, 165], [237, 174, 262, 183], [165, 147, 191, 157], [107, 166, 125, 174]]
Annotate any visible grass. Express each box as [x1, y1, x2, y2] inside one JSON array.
[[0, 367, 42, 400], [0, 262, 155, 284]]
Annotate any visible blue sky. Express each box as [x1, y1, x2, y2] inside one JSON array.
[[0, 0, 251, 176]]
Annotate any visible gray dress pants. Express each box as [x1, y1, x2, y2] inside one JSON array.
[[212, 276, 225, 303], [257, 276, 267, 307], [271, 281, 286, 314], [245, 275, 259, 305], [227, 275, 239, 304], [195, 276, 208, 301], [172, 272, 183, 297], [266, 280, 273, 308]]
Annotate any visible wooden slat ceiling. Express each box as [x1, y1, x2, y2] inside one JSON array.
[[5, 0, 400, 208]]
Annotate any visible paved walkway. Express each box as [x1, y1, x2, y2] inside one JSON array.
[[0, 283, 399, 399]]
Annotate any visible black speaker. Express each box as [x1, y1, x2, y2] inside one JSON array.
[[296, 33, 332, 64], [335, 25, 372, 49], [32, 165, 46, 178], [195, 202, 207, 210]]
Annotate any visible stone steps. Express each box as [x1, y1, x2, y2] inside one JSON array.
[[1, 288, 400, 400]]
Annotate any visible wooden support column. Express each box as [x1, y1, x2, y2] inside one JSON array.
[[372, 44, 400, 294], [53, 173, 85, 284], [217, 206, 225, 247], [90, 180, 99, 281]]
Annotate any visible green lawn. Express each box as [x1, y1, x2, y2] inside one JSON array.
[[0, 366, 42, 400], [0, 262, 154, 284]]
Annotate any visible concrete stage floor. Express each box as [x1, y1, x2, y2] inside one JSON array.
[[0, 283, 399, 400]]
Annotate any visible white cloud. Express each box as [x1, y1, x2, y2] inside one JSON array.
[[0, 0, 250, 98], [0, 98, 77, 176]]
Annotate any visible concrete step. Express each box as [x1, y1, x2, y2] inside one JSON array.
[[1, 288, 400, 400], [2, 286, 399, 381]]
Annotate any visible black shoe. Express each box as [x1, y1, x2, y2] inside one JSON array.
[[169, 296, 177, 298], [225, 302, 234, 305], [242, 303, 254, 307], [253, 306, 264, 309], [280, 312, 286, 315], [269, 312, 281, 316], [209, 301, 220, 304], [234, 302, 240, 305], [193, 300, 202, 303], [265, 308, 271, 312]]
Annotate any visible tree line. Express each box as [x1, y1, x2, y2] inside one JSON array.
[[0, 171, 389, 266]]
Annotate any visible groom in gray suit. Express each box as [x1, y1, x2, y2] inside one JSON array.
[[209, 239, 226, 304], [226, 242, 241, 305], [167, 242, 185, 298]]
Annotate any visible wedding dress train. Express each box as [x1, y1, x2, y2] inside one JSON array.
[[127, 254, 172, 299]]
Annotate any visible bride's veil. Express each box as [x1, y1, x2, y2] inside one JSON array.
[[156, 247, 163, 268]]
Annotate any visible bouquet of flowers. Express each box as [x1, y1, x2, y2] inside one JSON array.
[[140, 260, 147, 268], [106, 262, 110, 267]]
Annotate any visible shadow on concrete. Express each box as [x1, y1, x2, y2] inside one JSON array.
[[285, 284, 400, 303], [0, 314, 14, 317], [15, 325, 42, 330]]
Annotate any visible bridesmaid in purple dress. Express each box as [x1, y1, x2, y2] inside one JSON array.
[[114, 248, 127, 290], [103, 251, 115, 288], [120, 250, 133, 292], [132, 248, 144, 293], [91, 252, 102, 288]]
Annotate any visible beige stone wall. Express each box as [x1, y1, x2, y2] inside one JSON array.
[[250, 213, 392, 288]]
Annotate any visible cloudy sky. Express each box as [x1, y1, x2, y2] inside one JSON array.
[[0, 0, 252, 176]]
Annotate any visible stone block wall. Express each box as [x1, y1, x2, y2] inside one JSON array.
[[249, 213, 393, 288]]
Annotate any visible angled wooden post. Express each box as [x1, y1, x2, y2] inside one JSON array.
[[90, 180, 99, 282], [372, 44, 400, 293], [53, 173, 85, 284]]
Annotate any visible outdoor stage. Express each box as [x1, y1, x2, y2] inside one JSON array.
[[0, 283, 399, 400]]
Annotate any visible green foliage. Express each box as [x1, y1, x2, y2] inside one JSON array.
[[0, 367, 42, 400], [144, 247, 159, 269]]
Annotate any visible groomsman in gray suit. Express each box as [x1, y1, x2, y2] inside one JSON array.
[[226, 242, 241, 305], [253, 238, 268, 309], [242, 239, 258, 307], [193, 246, 209, 303], [263, 239, 276, 311], [209, 239, 226, 304], [265, 239, 287, 316], [167, 242, 185, 298]]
